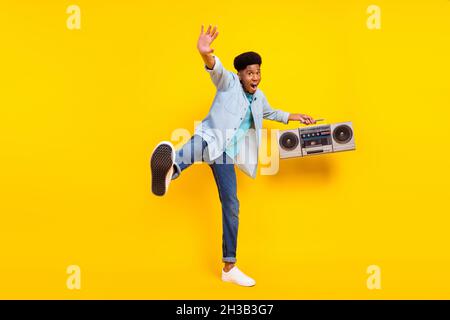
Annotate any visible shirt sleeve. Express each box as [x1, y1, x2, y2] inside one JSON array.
[[261, 94, 290, 124], [204, 56, 236, 91]]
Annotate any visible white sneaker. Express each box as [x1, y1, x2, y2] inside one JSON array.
[[222, 266, 256, 287], [150, 141, 175, 196]]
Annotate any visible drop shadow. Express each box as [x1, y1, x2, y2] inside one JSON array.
[[268, 154, 336, 186]]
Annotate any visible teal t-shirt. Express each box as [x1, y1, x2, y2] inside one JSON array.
[[225, 92, 254, 159]]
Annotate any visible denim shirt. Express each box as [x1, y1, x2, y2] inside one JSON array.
[[225, 92, 254, 159], [194, 56, 290, 178]]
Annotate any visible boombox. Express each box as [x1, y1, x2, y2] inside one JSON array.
[[277, 121, 355, 159]]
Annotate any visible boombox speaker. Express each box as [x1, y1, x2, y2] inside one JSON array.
[[277, 121, 355, 159]]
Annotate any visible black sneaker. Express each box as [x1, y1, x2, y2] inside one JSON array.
[[150, 141, 175, 196]]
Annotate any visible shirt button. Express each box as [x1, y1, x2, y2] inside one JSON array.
[[234, 128, 237, 130], [240, 118, 243, 120]]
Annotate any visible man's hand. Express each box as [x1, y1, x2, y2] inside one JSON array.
[[197, 25, 219, 55], [288, 113, 316, 125]]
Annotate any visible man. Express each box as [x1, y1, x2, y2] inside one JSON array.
[[150, 25, 316, 287]]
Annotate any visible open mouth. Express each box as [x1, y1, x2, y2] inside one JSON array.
[[250, 84, 258, 90]]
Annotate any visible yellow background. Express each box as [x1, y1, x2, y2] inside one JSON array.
[[0, 0, 449, 299]]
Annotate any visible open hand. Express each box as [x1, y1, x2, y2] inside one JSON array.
[[197, 25, 219, 55]]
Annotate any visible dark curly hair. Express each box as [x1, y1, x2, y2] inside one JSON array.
[[233, 51, 262, 71]]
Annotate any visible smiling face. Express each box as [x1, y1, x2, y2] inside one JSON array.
[[238, 64, 261, 94]]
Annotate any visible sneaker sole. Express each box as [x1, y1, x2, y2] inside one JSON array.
[[222, 277, 256, 287], [151, 143, 175, 196]]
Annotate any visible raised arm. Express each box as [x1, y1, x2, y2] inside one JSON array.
[[197, 25, 235, 91], [197, 25, 218, 69]]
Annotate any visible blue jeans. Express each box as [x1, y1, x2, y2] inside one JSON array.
[[172, 135, 239, 263]]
